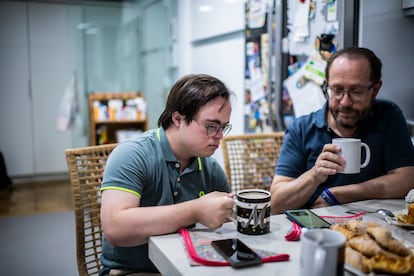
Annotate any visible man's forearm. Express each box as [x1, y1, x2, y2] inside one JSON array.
[[330, 167, 414, 204], [271, 170, 322, 214]]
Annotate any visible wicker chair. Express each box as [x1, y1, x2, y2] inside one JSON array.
[[220, 132, 284, 193], [65, 143, 117, 276]]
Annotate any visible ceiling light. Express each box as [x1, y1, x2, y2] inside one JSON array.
[[198, 5, 212, 12]]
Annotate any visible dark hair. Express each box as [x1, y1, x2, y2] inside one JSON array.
[[158, 74, 233, 129], [325, 47, 382, 83]]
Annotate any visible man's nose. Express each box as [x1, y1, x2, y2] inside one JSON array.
[[339, 91, 353, 105]]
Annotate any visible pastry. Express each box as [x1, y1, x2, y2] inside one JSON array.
[[346, 219, 367, 235], [348, 234, 387, 257], [396, 212, 408, 224], [366, 226, 410, 257], [408, 202, 414, 224], [347, 219, 379, 234], [330, 220, 414, 274], [345, 247, 372, 274], [370, 254, 414, 275], [330, 223, 355, 240]]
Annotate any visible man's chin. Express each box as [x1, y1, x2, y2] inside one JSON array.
[[201, 147, 217, 157], [331, 110, 361, 129], [337, 118, 358, 129]]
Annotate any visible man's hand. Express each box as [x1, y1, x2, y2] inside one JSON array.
[[193, 191, 234, 229], [312, 196, 331, 209], [312, 143, 345, 183]]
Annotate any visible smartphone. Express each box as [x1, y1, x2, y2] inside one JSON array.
[[284, 209, 331, 228], [211, 238, 262, 268]]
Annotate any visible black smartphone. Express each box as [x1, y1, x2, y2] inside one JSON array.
[[211, 238, 262, 268], [284, 209, 331, 228]]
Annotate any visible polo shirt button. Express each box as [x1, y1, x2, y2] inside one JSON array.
[[174, 191, 178, 196], [175, 163, 180, 169]]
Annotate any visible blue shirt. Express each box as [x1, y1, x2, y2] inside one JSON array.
[[276, 99, 414, 207], [100, 128, 229, 273]]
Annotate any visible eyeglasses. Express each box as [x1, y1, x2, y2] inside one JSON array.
[[194, 120, 232, 137], [326, 83, 376, 102]]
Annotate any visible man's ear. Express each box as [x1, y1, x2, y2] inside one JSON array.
[[372, 80, 382, 98], [172, 111, 183, 126]]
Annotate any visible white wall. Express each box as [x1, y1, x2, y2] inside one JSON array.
[[0, 2, 76, 177], [177, 0, 245, 165], [0, 2, 34, 175], [359, 0, 414, 121]]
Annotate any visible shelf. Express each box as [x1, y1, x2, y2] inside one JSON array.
[[95, 120, 147, 124], [88, 92, 148, 145]]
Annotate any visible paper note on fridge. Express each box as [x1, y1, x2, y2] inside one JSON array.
[[284, 57, 326, 118]]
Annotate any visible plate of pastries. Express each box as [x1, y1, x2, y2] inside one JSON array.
[[330, 219, 414, 275], [384, 203, 414, 228], [385, 203, 414, 229]]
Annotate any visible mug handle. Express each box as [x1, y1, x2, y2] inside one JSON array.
[[314, 247, 326, 276], [360, 142, 370, 168]]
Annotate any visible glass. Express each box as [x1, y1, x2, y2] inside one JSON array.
[[327, 83, 376, 102], [194, 120, 232, 137]]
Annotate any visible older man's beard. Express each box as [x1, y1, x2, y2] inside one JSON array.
[[330, 106, 370, 129]]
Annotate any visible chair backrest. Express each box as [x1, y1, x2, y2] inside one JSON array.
[[65, 143, 117, 276], [220, 132, 284, 193]]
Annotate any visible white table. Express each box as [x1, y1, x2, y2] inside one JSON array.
[[148, 199, 412, 276]]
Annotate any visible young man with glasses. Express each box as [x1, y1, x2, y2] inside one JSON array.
[[271, 47, 414, 214], [99, 74, 235, 275]]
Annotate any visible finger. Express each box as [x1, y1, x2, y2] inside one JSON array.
[[223, 194, 235, 201], [323, 143, 341, 153], [319, 160, 325, 168]]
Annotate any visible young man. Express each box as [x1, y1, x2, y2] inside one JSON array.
[[99, 74, 235, 275], [271, 47, 414, 214]]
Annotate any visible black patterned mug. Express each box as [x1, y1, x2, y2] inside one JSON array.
[[236, 189, 271, 235]]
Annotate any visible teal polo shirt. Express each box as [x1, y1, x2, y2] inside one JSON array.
[[100, 128, 230, 273]]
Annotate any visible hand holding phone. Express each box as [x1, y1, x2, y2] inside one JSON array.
[[211, 238, 262, 268], [284, 209, 331, 228]]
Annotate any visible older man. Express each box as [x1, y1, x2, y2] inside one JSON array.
[[271, 47, 414, 214]]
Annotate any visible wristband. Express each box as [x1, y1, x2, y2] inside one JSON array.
[[321, 191, 336, 206], [324, 188, 340, 205]]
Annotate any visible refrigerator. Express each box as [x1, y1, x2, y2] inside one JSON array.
[[244, 0, 359, 132]]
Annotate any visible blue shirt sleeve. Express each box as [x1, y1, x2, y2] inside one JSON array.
[[275, 125, 308, 178]]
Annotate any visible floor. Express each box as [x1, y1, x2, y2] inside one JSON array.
[[0, 180, 78, 275], [0, 179, 73, 217]]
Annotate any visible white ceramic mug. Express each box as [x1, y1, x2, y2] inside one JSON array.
[[332, 138, 371, 174], [301, 229, 346, 276], [236, 189, 271, 235]]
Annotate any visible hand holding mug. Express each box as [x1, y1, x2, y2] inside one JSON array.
[[332, 138, 371, 174], [313, 144, 344, 183], [194, 192, 234, 229]]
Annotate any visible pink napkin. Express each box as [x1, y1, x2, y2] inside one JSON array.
[[284, 222, 302, 241]]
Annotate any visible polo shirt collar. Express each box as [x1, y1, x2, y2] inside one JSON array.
[[157, 127, 201, 171], [314, 102, 329, 129]]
